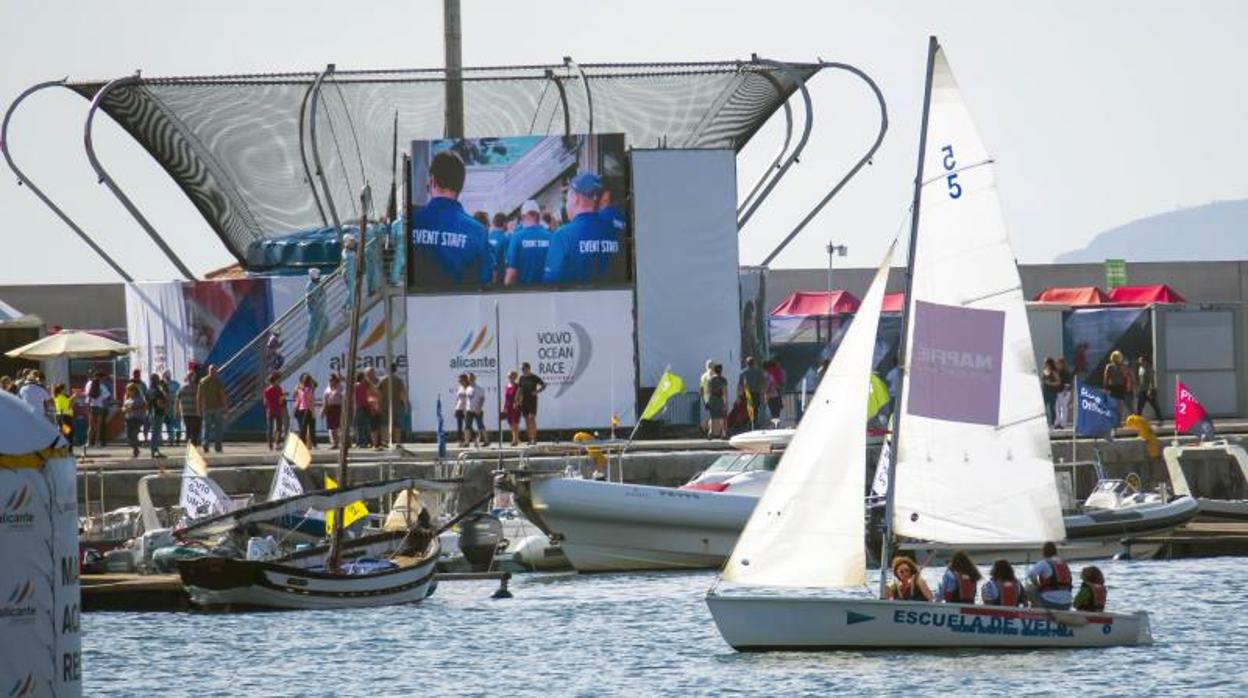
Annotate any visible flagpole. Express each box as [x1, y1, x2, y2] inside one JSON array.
[[1072, 375, 1078, 465], [622, 364, 671, 455], [1172, 373, 1180, 446]]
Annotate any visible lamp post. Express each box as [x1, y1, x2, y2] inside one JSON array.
[[826, 242, 848, 340]]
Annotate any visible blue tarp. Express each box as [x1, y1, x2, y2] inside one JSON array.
[[244, 222, 400, 271]]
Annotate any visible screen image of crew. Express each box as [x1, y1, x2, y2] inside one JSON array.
[[408, 134, 630, 291], [409, 150, 494, 287]]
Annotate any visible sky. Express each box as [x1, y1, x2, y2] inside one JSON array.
[[0, 0, 1244, 284]]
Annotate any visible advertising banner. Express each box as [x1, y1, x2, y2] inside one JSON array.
[[125, 281, 193, 379], [1062, 307, 1152, 387], [405, 290, 636, 431]]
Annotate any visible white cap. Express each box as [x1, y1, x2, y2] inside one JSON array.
[[521, 199, 541, 216], [309, 267, 321, 281]]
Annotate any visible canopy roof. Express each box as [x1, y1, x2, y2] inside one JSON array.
[[67, 60, 818, 268], [771, 290, 861, 317], [1107, 284, 1186, 305], [1032, 286, 1109, 306]]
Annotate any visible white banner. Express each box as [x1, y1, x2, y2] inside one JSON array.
[[124, 281, 192, 378], [280, 298, 408, 399], [268, 434, 310, 501], [405, 290, 636, 430]]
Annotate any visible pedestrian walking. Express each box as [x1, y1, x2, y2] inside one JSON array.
[[146, 372, 168, 457], [352, 371, 375, 448], [322, 372, 344, 448], [467, 372, 487, 447], [1134, 356, 1161, 422], [176, 370, 201, 446], [263, 371, 285, 450], [737, 356, 766, 429], [706, 363, 728, 439], [85, 371, 111, 447], [699, 359, 715, 437], [18, 370, 53, 423], [1041, 358, 1062, 427], [197, 364, 228, 453], [516, 362, 546, 445], [454, 373, 470, 447], [378, 362, 408, 446], [503, 370, 521, 446], [294, 373, 318, 448], [763, 359, 786, 424], [122, 383, 145, 458], [162, 369, 181, 445], [305, 268, 327, 351]]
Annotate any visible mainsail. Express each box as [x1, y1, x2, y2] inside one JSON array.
[[722, 243, 895, 587], [893, 46, 1065, 544]]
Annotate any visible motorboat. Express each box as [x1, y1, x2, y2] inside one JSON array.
[[707, 38, 1152, 650], [728, 428, 794, 453], [1162, 439, 1248, 522]]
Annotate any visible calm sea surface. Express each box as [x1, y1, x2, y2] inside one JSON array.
[[85, 557, 1247, 696]]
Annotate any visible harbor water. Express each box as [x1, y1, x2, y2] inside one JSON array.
[[85, 557, 1247, 696]]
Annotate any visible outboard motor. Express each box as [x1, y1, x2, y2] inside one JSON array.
[[457, 512, 504, 572]]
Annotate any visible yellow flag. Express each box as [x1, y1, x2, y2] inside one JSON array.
[[324, 474, 369, 534], [867, 373, 890, 419], [640, 370, 685, 421]]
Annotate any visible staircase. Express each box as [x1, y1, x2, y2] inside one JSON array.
[[218, 233, 390, 427]]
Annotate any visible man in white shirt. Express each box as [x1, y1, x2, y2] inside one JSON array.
[[18, 370, 53, 422], [1026, 541, 1073, 610]]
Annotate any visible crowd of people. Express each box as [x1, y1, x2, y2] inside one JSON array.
[[262, 363, 409, 452], [452, 362, 545, 447], [410, 151, 627, 290], [1040, 351, 1161, 428], [697, 356, 787, 438], [884, 542, 1108, 613]]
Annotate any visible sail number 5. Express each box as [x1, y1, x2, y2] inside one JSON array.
[[940, 145, 962, 199]]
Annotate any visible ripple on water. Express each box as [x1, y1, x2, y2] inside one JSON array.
[[84, 558, 1248, 697]]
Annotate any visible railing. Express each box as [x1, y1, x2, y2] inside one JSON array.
[[218, 234, 389, 426]]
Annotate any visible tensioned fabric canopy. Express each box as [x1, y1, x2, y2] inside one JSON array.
[[1107, 284, 1186, 305], [1032, 286, 1109, 305], [771, 290, 861, 317], [67, 61, 818, 268]]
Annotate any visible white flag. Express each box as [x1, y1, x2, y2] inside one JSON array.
[[268, 434, 310, 501], [179, 444, 231, 521], [871, 439, 891, 497]]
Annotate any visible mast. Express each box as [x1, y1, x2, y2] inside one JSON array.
[[328, 184, 372, 572], [878, 35, 939, 598]]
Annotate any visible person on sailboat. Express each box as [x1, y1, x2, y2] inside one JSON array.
[[938, 551, 982, 604], [981, 559, 1024, 607], [1073, 566, 1107, 613], [1025, 542, 1073, 610], [883, 557, 933, 602]]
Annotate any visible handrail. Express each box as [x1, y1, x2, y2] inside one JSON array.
[[84, 73, 195, 279], [308, 64, 346, 243], [760, 60, 889, 266], [736, 57, 814, 231], [737, 68, 794, 217], [2, 79, 133, 281]]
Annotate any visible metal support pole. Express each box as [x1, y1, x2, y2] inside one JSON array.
[[308, 65, 346, 242], [443, 0, 464, 138], [738, 70, 793, 217], [542, 70, 573, 138], [84, 74, 196, 280], [878, 36, 939, 599], [760, 60, 889, 266], [297, 80, 329, 227], [566, 57, 594, 138], [2, 79, 133, 281], [737, 57, 814, 231]]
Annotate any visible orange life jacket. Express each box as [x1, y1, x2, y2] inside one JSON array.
[[994, 579, 1021, 607], [1038, 558, 1072, 592], [1076, 582, 1106, 612]]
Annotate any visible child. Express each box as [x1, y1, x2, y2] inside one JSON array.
[[1073, 566, 1106, 612]]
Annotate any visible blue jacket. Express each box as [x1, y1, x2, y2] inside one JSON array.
[[506, 225, 551, 285], [542, 212, 620, 284], [410, 197, 492, 287]]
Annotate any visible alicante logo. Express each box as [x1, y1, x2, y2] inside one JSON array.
[[449, 325, 497, 370], [358, 316, 407, 352], [2, 484, 36, 528], [1, 579, 37, 623]]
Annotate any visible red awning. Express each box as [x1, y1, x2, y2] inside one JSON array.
[[1107, 284, 1186, 305], [770, 290, 861, 317], [882, 293, 906, 314], [1032, 286, 1109, 306]]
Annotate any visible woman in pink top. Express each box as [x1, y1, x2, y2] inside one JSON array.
[[293, 372, 318, 448], [503, 370, 521, 446]]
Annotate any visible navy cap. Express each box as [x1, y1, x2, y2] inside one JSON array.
[[569, 172, 603, 198]]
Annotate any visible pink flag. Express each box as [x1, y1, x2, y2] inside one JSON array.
[[1174, 381, 1208, 434]]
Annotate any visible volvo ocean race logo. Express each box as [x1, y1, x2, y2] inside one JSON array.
[[537, 322, 593, 398], [2, 484, 35, 529], [449, 325, 497, 370], [1, 579, 37, 624]]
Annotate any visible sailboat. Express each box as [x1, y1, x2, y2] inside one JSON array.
[[705, 37, 1153, 650]]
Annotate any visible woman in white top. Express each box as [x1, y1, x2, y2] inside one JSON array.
[[454, 373, 471, 447], [467, 372, 487, 447]]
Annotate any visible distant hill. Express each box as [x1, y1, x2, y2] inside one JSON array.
[[1055, 199, 1248, 263]]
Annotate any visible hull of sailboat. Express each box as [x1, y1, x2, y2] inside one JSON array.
[[178, 542, 439, 610], [706, 594, 1152, 650], [524, 477, 755, 572]]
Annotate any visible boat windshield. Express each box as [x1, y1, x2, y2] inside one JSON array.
[[703, 453, 782, 474]]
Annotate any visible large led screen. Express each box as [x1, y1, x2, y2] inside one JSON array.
[[407, 134, 630, 292]]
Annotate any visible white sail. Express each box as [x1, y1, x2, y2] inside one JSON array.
[[722, 243, 895, 587], [893, 46, 1065, 544]]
